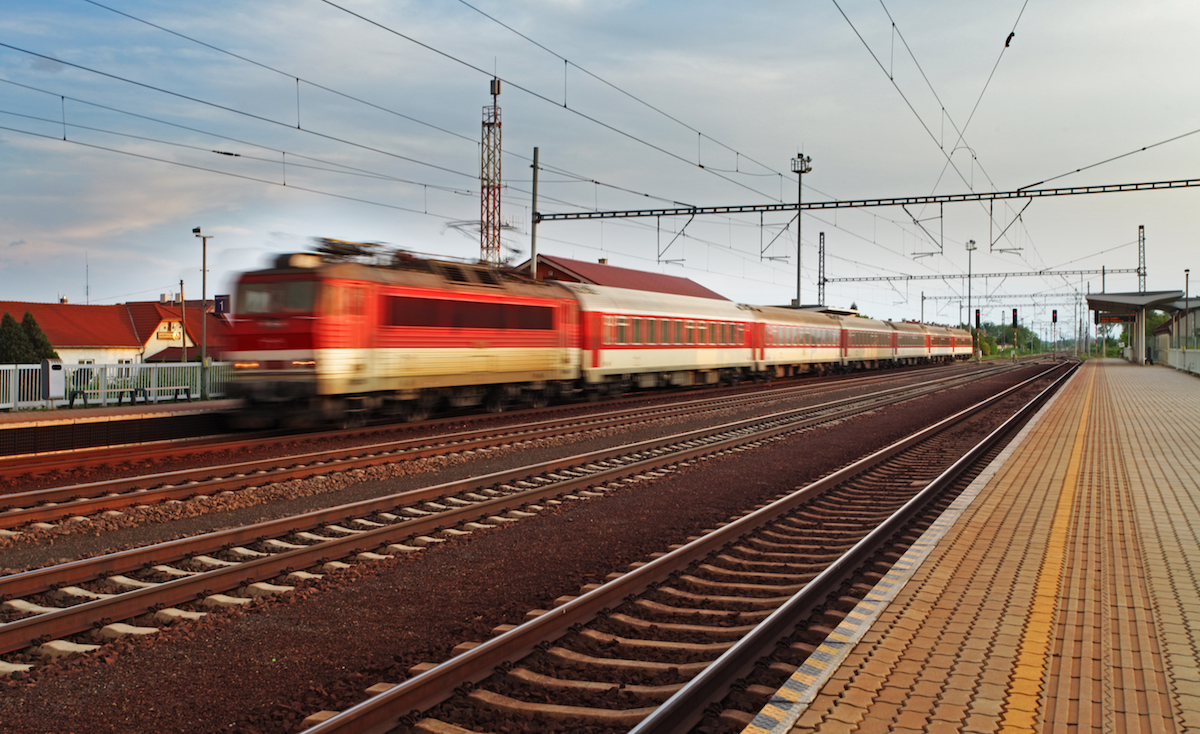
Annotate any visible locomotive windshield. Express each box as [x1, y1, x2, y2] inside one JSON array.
[[237, 280, 318, 314]]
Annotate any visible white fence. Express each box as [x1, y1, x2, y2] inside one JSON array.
[[0, 362, 233, 411], [1166, 349, 1200, 377]]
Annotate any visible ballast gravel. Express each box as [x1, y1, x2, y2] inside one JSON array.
[[0, 368, 1040, 734]]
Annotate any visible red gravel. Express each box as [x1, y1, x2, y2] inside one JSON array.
[[0, 367, 1039, 734]]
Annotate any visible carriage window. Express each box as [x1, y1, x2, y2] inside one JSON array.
[[238, 280, 318, 314], [616, 317, 628, 344], [385, 296, 553, 330], [632, 318, 642, 345]]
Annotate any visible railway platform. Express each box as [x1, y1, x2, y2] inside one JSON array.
[[744, 358, 1200, 733], [0, 399, 237, 430], [0, 400, 237, 457]]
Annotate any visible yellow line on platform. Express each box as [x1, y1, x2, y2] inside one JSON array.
[[998, 363, 1096, 732]]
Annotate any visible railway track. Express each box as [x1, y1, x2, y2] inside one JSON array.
[[275, 361, 1074, 734], [0, 362, 983, 489], [0, 363, 1042, 675], [0, 363, 1015, 533]]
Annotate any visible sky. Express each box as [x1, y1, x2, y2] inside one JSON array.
[[2, 0, 1198, 339]]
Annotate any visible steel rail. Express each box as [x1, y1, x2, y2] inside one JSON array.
[[629, 361, 1078, 734], [301, 363, 1070, 734], [0, 367, 1004, 654], [0, 365, 1006, 529]]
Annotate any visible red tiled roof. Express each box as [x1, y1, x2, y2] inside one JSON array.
[[519, 255, 729, 300], [0, 301, 232, 354], [0, 301, 141, 348]]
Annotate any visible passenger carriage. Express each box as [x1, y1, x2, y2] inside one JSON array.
[[836, 315, 898, 369], [559, 282, 756, 391], [748, 305, 843, 377]]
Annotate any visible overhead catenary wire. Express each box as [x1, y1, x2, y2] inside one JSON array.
[[0, 41, 478, 181], [453, 0, 784, 179], [833, 0, 1040, 262], [16, 5, 715, 230], [0, 123, 460, 220], [81, 0, 477, 144], [316, 0, 780, 202]]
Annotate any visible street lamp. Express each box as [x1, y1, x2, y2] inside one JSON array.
[[193, 227, 212, 399], [966, 239, 977, 360], [790, 154, 812, 308]]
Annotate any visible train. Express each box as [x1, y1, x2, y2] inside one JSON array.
[[226, 242, 972, 427]]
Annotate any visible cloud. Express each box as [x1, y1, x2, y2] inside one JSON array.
[[31, 56, 65, 74]]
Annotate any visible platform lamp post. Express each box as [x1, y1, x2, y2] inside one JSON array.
[[966, 239, 977, 360], [790, 154, 811, 308], [1186, 268, 1191, 350], [193, 227, 212, 399]]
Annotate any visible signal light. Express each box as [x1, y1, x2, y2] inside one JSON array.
[[1052, 309, 1058, 323], [975, 309, 980, 329], [1012, 309, 1018, 328]]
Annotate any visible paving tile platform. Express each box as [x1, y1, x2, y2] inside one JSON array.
[[744, 359, 1200, 733]]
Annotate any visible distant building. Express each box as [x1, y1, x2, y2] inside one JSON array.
[[515, 255, 728, 300], [0, 296, 230, 365]]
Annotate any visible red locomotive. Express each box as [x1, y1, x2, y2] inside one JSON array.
[[227, 241, 971, 427]]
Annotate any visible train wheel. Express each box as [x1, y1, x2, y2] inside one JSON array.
[[528, 392, 549, 409], [485, 392, 507, 413]]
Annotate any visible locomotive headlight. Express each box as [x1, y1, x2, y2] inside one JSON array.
[[291, 359, 317, 368], [233, 361, 261, 370]]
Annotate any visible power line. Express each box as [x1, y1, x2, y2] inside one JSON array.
[[453, 0, 783, 179], [1020, 125, 1200, 189], [23, 7, 719, 229], [0, 123, 459, 219], [0, 102, 473, 194], [0, 40, 477, 181], [82, 0, 477, 144], [317, 0, 780, 202], [835, 0, 1038, 259]]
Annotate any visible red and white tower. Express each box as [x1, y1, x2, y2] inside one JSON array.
[[481, 79, 502, 266]]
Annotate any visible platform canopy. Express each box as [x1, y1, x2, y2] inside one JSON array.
[[1085, 290, 1183, 314], [1086, 291, 1183, 365]]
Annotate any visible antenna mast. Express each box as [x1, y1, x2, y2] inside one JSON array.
[[481, 79, 502, 266]]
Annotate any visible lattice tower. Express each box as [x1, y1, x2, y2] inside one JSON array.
[[481, 79, 502, 266]]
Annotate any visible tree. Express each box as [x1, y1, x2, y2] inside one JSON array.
[[0, 312, 37, 364], [21, 311, 58, 361]]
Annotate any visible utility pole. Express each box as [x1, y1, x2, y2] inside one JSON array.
[[1138, 224, 1146, 293], [790, 154, 811, 307], [193, 227, 211, 399], [179, 280, 187, 365], [818, 231, 826, 306], [530, 147, 539, 280]]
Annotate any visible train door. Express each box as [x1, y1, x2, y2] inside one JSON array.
[[338, 281, 372, 392]]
